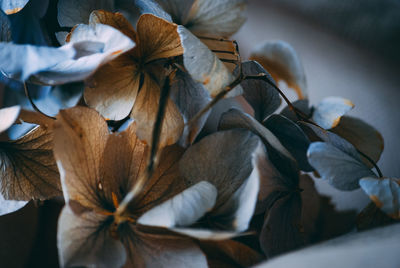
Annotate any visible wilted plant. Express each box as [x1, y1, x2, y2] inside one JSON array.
[[0, 0, 398, 267]]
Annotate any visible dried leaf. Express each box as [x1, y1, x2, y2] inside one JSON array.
[[0, 0, 29, 14], [0, 106, 20, 133], [307, 142, 376, 191], [89, 10, 137, 40], [331, 116, 384, 167], [263, 114, 312, 171], [250, 41, 307, 99], [178, 26, 242, 98], [0, 126, 61, 201], [312, 97, 354, 129], [57, 0, 114, 27], [360, 177, 400, 219], [236, 61, 281, 122]]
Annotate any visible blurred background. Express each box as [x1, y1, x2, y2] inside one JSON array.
[[233, 0, 400, 212]]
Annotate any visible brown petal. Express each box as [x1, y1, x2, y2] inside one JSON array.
[[133, 144, 186, 215], [58, 205, 127, 268], [53, 106, 108, 210], [130, 74, 184, 147], [89, 10, 137, 41], [199, 240, 263, 268], [99, 122, 148, 211], [331, 116, 384, 167], [260, 192, 305, 258], [84, 54, 141, 121], [136, 14, 183, 63], [0, 125, 61, 201], [124, 226, 208, 268], [250, 41, 307, 99]]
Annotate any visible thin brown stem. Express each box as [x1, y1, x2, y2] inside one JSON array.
[[357, 149, 383, 177], [116, 76, 172, 218], [23, 83, 56, 120]]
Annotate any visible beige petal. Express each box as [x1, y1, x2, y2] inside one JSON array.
[[99, 122, 148, 211], [185, 0, 246, 37], [250, 41, 307, 99], [331, 116, 384, 167], [58, 205, 127, 268], [131, 74, 184, 147], [124, 227, 208, 268], [84, 54, 141, 120], [53, 106, 109, 210], [89, 10, 137, 41], [136, 14, 183, 63], [57, 0, 114, 27], [0, 126, 61, 201], [0, 106, 20, 133]]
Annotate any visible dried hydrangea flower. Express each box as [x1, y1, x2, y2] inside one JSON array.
[[83, 10, 184, 147], [54, 106, 264, 267]]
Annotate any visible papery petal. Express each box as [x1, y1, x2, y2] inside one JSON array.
[[260, 192, 304, 258], [125, 226, 208, 268], [219, 109, 299, 180], [0, 125, 61, 201], [179, 129, 263, 225], [0, 42, 76, 81], [0, 0, 29, 15], [280, 99, 311, 122], [236, 61, 281, 122], [0, 106, 20, 133], [156, 0, 194, 25], [138, 181, 217, 227], [89, 10, 137, 41], [178, 26, 242, 98], [170, 69, 211, 147], [84, 54, 141, 121], [307, 142, 376, 191], [53, 107, 109, 209], [332, 116, 384, 167], [34, 23, 136, 85], [263, 114, 312, 171], [312, 97, 354, 129], [0, 193, 27, 216], [130, 74, 184, 148], [134, 0, 172, 22], [0, 9, 11, 41], [58, 205, 127, 268], [184, 0, 246, 37], [57, 0, 114, 27], [250, 41, 307, 99], [136, 13, 183, 63], [360, 177, 400, 219]]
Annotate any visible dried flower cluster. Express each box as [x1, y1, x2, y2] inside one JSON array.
[[0, 0, 398, 267]]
